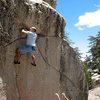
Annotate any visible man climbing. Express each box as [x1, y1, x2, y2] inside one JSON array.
[[14, 26, 37, 66]]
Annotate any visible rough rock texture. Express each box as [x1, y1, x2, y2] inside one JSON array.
[[0, 0, 88, 100], [43, 0, 56, 8], [88, 87, 100, 100], [59, 41, 88, 100]]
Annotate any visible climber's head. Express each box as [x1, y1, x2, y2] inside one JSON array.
[[30, 27, 36, 32]]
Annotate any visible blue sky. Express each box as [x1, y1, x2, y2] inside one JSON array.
[[56, 0, 100, 58]]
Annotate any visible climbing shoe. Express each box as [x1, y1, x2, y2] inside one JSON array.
[[14, 60, 20, 64], [14, 56, 20, 64], [31, 63, 36, 66]]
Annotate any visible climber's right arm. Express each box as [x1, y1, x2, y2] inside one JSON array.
[[21, 29, 29, 34]]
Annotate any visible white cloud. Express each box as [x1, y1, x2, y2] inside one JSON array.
[[75, 9, 100, 30]]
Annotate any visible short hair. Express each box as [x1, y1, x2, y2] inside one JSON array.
[[31, 27, 36, 31]]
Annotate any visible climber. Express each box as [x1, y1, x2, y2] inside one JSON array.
[[14, 26, 37, 66]]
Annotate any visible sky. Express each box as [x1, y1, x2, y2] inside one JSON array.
[[56, 0, 100, 59]]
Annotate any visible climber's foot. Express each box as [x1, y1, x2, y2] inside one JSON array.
[[14, 56, 20, 64], [14, 60, 20, 64], [31, 63, 36, 66]]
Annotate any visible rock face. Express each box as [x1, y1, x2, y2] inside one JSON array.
[[0, 0, 88, 100], [43, 0, 56, 8], [88, 87, 100, 100]]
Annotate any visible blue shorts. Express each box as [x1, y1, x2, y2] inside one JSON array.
[[19, 45, 36, 55]]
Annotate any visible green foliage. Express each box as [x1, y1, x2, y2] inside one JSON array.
[[64, 32, 74, 46], [82, 62, 93, 89], [85, 32, 100, 88], [88, 31, 100, 48], [64, 33, 83, 59], [88, 32, 100, 59], [74, 47, 83, 59], [95, 57, 100, 74], [88, 31, 100, 73]]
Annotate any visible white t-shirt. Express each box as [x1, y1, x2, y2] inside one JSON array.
[[26, 31, 37, 46]]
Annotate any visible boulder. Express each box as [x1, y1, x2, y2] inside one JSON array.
[[0, 0, 88, 100]]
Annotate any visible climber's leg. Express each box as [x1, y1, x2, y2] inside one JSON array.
[[31, 46, 36, 66], [14, 48, 21, 64], [14, 45, 29, 64], [31, 55, 36, 66], [14, 45, 36, 65]]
